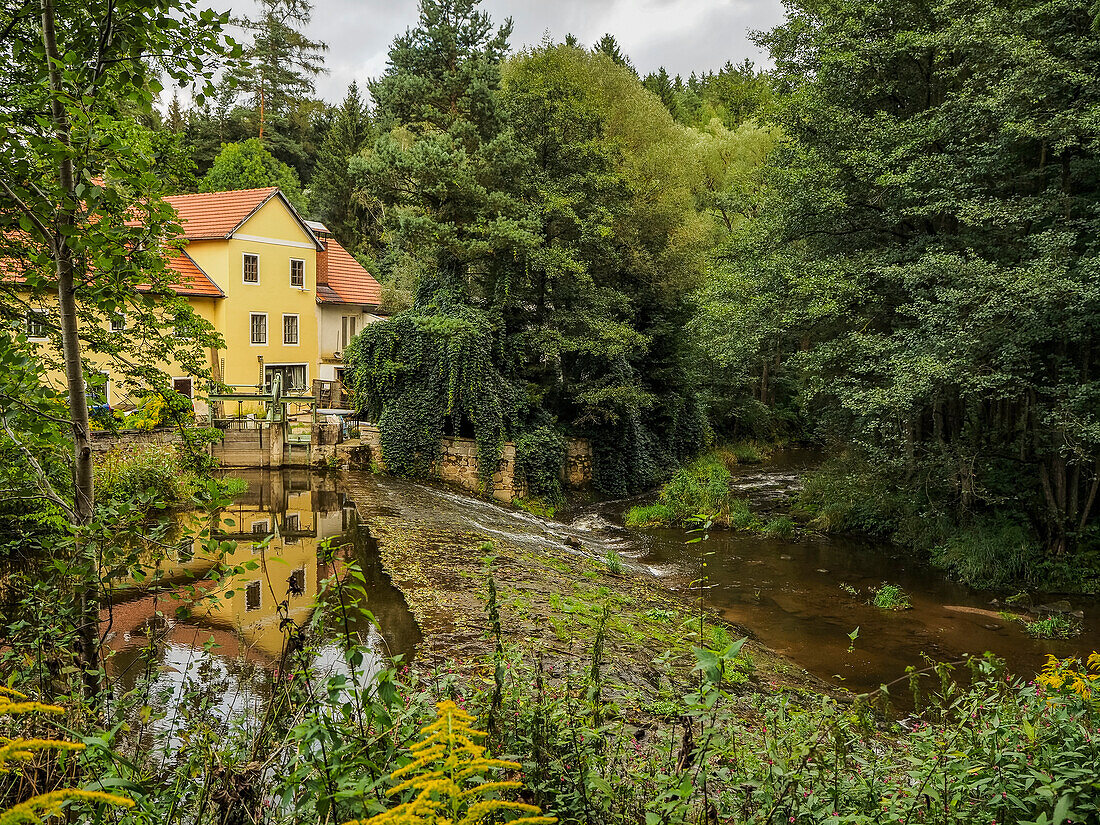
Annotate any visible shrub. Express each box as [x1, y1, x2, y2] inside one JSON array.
[[1023, 615, 1081, 639], [94, 445, 189, 504], [931, 513, 1039, 589], [515, 426, 568, 502], [762, 516, 795, 537]]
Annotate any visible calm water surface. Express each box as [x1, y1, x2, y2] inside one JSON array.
[[598, 451, 1100, 695]]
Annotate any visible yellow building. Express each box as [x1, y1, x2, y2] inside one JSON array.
[[163, 187, 383, 407]]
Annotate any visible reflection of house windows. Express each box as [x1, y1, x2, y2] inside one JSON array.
[[284, 513, 300, 543], [288, 568, 305, 597], [250, 519, 269, 551], [245, 580, 261, 611]]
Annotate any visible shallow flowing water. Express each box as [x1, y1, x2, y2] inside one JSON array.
[[107, 459, 1100, 718]]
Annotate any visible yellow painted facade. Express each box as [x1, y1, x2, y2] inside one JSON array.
[[184, 198, 321, 395]]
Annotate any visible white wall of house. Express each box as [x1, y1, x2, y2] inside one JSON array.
[[316, 303, 382, 381]]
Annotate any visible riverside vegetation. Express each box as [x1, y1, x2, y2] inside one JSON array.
[[2, 0, 1100, 821], [1, 544, 1099, 825]]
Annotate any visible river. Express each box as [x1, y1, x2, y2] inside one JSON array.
[[106, 459, 1099, 723]]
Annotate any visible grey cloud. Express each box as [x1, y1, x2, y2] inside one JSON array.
[[218, 0, 785, 103]]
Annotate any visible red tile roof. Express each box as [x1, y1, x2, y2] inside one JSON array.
[[165, 188, 281, 240], [165, 251, 224, 297], [318, 238, 382, 307]]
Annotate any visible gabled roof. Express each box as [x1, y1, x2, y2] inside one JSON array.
[[165, 188, 321, 248], [164, 250, 224, 298], [2, 234, 223, 299], [317, 237, 382, 307]]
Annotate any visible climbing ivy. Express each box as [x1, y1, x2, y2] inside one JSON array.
[[514, 425, 568, 502], [344, 285, 514, 491]]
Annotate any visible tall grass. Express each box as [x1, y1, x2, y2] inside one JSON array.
[[624, 448, 768, 529]]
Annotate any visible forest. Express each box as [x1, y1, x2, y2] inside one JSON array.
[[1, 0, 1100, 822], [139, 0, 1100, 592]]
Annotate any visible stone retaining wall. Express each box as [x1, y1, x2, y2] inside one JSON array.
[[90, 429, 184, 454], [347, 425, 592, 504]]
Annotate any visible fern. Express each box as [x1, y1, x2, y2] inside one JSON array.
[[346, 700, 555, 825]]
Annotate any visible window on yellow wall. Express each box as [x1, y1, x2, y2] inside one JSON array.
[[250, 313, 267, 344], [290, 258, 304, 288], [245, 580, 261, 611], [283, 314, 299, 345], [26, 311, 47, 339], [243, 253, 259, 283]]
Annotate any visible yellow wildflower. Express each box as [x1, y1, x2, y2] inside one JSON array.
[[345, 701, 556, 825]]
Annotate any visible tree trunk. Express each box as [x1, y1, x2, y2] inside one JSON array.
[[42, 0, 100, 698]]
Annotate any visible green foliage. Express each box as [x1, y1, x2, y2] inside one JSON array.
[[623, 504, 675, 528], [761, 516, 795, 537], [345, 301, 513, 490], [514, 426, 567, 502], [93, 445, 241, 510], [199, 138, 306, 210], [643, 59, 773, 129], [871, 584, 912, 611], [1022, 615, 1081, 639], [309, 82, 378, 255], [731, 0, 1100, 583], [603, 549, 624, 575]]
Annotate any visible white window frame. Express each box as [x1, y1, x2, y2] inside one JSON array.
[[282, 313, 300, 346], [289, 257, 305, 289], [242, 252, 260, 285], [263, 363, 308, 394], [110, 313, 126, 333], [26, 310, 48, 340], [250, 312, 268, 345]]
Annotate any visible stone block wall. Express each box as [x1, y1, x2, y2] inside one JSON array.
[[349, 425, 592, 503], [565, 439, 594, 489], [90, 429, 184, 454]]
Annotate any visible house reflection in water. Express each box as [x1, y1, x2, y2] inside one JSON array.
[[103, 470, 420, 736]]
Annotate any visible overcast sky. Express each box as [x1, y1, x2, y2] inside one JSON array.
[[211, 0, 787, 104]]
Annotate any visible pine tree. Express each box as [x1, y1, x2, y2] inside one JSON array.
[[165, 91, 187, 133], [228, 0, 327, 139], [309, 82, 375, 252], [593, 33, 635, 74]]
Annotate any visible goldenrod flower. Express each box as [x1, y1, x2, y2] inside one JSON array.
[[346, 701, 556, 825]]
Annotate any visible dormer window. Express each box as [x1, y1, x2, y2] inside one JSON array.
[[290, 258, 304, 288], [243, 253, 259, 284]]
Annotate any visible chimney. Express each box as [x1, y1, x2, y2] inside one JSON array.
[[316, 237, 329, 287]]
